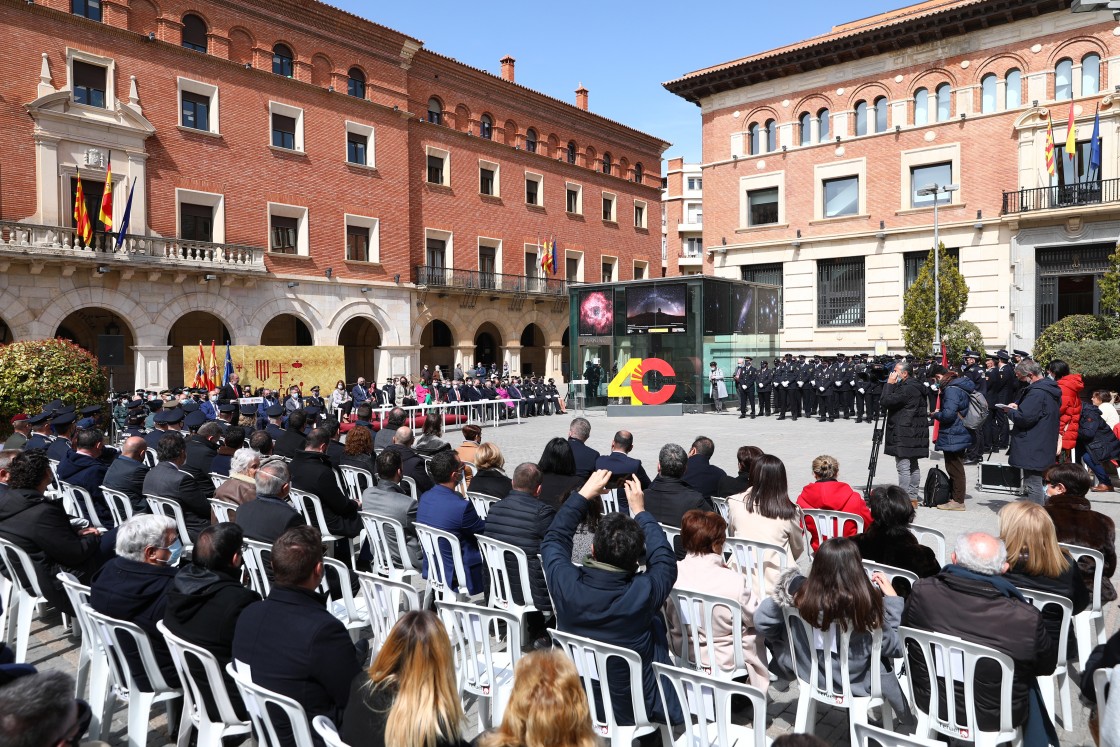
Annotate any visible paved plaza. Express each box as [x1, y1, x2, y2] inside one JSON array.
[[22, 410, 1117, 745]]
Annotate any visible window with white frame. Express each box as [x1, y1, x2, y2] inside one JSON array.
[[602, 192, 616, 222], [344, 214, 379, 263], [176, 189, 225, 243], [478, 238, 500, 289], [268, 203, 308, 255], [565, 251, 583, 281], [565, 183, 582, 214], [747, 188, 778, 226], [823, 176, 859, 218], [426, 147, 449, 186], [684, 237, 703, 257], [633, 261, 647, 280], [525, 172, 543, 206], [1005, 69, 1022, 109], [67, 50, 114, 109], [899, 143, 961, 211], [345, 121, 374, 167], [814, 158, 866, 219], [479, 160, 499, 197], [1083, 53, 1101, 96], [178, 78, 219, 134], [601, 257, 616, 283], [910, 162, 953, 207], [687, 176, 703, 191], [634, 200, 647, 229], [1056, 58, 1073, 101], [269, 101, 304, 151], [686, 202, 703, 224], [980, 75, 997, 114]]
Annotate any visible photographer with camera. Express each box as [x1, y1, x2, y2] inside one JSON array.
[[879, 360, 930, 507]]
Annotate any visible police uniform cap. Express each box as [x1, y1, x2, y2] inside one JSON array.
[[239, 403, 257, 415], [1013, 349, 1031, 358], [127, 399, 145, 409], [218, 403, 237, 414], [148, 399, 164, 411], [184, 410, 207, 430], [28, 412, 52, 425], [266, 404, 285, 418], [162, 409, 185, 424], [996, 349, 1010, 361], [51, 412, 77, 428], [80, 405, 102, 416], [56, 405, 76, 415], [76, 417, 97, 429], [181, 401, 200, 413]]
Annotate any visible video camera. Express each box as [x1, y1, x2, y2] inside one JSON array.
[[858, 362, 891, 384]]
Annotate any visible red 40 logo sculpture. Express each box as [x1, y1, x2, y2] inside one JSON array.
[[607, 358, 677, 405]]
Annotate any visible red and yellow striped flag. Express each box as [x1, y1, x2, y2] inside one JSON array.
[[73, 175, 93, 247], [98, 158, 113, 231], [1044, 115, 1057, 178], [1065, 102, 1078, 162]]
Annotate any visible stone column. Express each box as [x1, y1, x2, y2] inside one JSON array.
[[452, 343, 476, 374], [500, 344, 521, 377], [377, 345, 417, 381], [546, 344, 565, 382], [132, 345, 170, 391]]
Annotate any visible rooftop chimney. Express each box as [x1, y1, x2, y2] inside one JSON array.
[[576, 83, 588, 111], [500, 55, 515, 83]]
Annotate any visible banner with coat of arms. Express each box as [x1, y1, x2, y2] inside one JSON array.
[[181, 346, 345, 392]]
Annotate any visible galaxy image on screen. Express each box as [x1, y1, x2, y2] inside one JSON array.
[[732, 286, 754, 334], [626, 284, 687, 333], [578, 290, 614, 336], [756, 287, 780, 334]]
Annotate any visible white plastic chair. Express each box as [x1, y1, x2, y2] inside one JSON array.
[[723, 536, 788, 601], [476, 535, 539, 634], [226, 661, 316, 747], [908, 524, 947, 565], [157, 620, 252, 746], [83, 604, 185, 747], [861, 560, 920, 593], [0, 537, 54, 662], [145, 494, 195, 556], [312, 715, 352, 747], [209, 472, 228, 490], [801, 509, 864, 556], [290, 488, 358, 564], [660, 524, 681, 549], [58, 572, 111, 741], [1016, 587, 1074, 731], [416, 523, 472, 606], [667, 587, 750, 681], [782, 605, 889, 741], [438, 600, 523, 733], [210, 497, 238, 523], [100, 486, 136, 526], [339, 465, 374, 504], [711, 495, 731, 522], [899, 626, 1022, 747], [241, 539, 273, 597], [467, 491, 498, 519], [358, 511, 420, 583], [653, 661, 769, 747], [400, 476, 419, 501], [355, 571, 422, 652], [602, 489, 621, 514], [1093, 664, 1120, 730], [61, 482, 107, 529], [320, 556, 368, 642], [550, 628, 671, 747], [1059, 542, 1109, 669], [852, 722, 943, 747], [142, 449, 158, 468]]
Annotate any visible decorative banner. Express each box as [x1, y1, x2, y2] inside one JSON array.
[[607, 357, 677, 405], [182, 346, 345, 392]]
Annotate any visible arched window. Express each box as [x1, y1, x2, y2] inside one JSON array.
[[181, 14, 207, 52], [748, 122, 761, 154], [764, 119, 776, 152], [798, 112, 811, 145], [980, 74, 997, 113], [347, 67, 365, 99], [525, 128, 537, 153], [272, 44, 293, 77], [935, 84, 951, 121], [634, 162, 643, 183], [1083, 53, 1101, 96], [567, 141, 577, 165], [479, 114, 493, 139], [427, 98, 442, 125], [1005, 69, 1022, 109], [1056, 58, 1073, 100], [874, 96, 889, 132], [854, 101, 868, 136], [914, 88, 929, 125], [602, 152, 612, 175], [817, 108, 830, 141]]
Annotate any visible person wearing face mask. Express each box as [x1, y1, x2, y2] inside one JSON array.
[[200, 388, 221, 421], [90, 514, 183, 690], [330, 379, 352, 420]]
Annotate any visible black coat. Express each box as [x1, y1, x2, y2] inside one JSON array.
[[102, 455, 151, 517], [643, 476, 714, 528], [852, 526, 941, 597], [235, 495, 305, 544], [142, 461, 211, 541], [381, 444, 434, 495], [56, 450, 111, 525], [715, 471, 750, 498], [1078, 402, 1120, 463], [879, 377, 929, 458], [1003, 560, 1091, 651], [482, 490, 557, 611], [183, 435, 219, 501], [468, 468, 513, 499], [341, 678, 468, 747], [568, 438, 600, 478], [290, 450, 361, 538], [1007, 377, 1062, 471], [1046, 493, 1118, 603], [537, 472, 583, 511], [681, 455, 727, 500], [274, 429, 308, 460]]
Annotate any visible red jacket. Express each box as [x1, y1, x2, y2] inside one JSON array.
[[1057, 374, 1084, 451], [796, 479, 873, 550]]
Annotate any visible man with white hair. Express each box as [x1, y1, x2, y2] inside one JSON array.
[[214, 448, 260, 507], [902, 531, 1056, 736]]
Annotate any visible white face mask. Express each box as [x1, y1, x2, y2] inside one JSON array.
[[338, 385, 344, 390], [209, 395, 218, 402]]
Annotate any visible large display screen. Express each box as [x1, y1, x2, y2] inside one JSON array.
[[577, 290, 614, 336], [756, 287, 781, 334], [703, 281, 730, 335], [626, 284, 687, 334], [731, 285, 754, 334]]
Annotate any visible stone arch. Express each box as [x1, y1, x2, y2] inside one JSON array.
[[846, 82, 891, 109], [974, 52, 1030, 78], [0, 291, 38, 339], [311, 53, 333, 87], [338, 316, 382, 384], [325, 302, 393, 345], [1048, 36, 1108, 67], [418, 318, 455, 372], [792, 93, 834, 115], [250, 298, 323, 342], [261, 314, 313, 346], [454, 104, 471, 132], [473, 321, 503, 367], [503, 119, 518, 146], [411, 307, 466, 348], [0, 314, 12, 344], [228, 27, 255, 65], [35, 287, 147, 344], [742, 105, 780, 129], [151, 293, 249, 344], [54, 307, 137, 388], [128, 0, 159, 34], [910, 67, 959, 91], [519, 322, 547, 376], [165, 311, 232, 389]]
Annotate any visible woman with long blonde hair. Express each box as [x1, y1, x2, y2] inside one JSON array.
[[480, 650, 596, 747], [341, 610, 467, 747]]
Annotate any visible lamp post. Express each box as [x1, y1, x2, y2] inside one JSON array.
[[916, 182, 959, 356]]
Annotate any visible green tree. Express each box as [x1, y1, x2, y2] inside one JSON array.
[[1033, 314, 1120, 368], [0, 339, 107, 437], [901, 243, 970, 356], [1099, 246, 1120, 315], [940, 320, 986, 364]]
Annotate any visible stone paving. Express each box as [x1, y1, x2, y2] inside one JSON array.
[[19, 409, 1118, 745]]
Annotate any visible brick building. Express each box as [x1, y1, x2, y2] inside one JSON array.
[[665, 0, 1118, 355], [662, 157, 705, 276], [0, 0, 666, 389]]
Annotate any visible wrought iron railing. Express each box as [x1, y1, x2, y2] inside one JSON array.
[[414, 265, 573, 295], [1002, 178, 1118, 214], [0, 220, 267, 270]]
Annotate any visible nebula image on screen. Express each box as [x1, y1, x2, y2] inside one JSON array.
[[756, 287, 781, 334], [731, 286, 754, 334], [704, 282, 729, 335], [578, 291, 614, 336], [626, 284, 687, 333]]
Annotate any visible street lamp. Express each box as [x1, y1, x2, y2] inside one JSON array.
[[916, 183, 959, 356]]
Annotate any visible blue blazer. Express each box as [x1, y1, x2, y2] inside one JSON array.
[[568, 437, 601, 478], [415, 485, 486, 595]]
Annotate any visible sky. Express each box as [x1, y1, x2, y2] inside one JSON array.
[[331, 0, 908, 164]]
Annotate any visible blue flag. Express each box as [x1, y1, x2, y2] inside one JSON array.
[[114, 178, 135, 249], [1089, 107, 1102, 181], [223, 342, 234, 386]]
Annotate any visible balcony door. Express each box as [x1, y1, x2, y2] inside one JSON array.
[[1037, 244, 1109, 335], [479, 246, 496, 290], [426, 238, 446, 285], [70, 177, 108, 244]]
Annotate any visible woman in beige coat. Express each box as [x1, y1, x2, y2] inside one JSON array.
[[665, 509, 769, 689], [726, 453, 805, 595]]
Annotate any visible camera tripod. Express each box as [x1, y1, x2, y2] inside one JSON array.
[[864, 397, 887, 500]]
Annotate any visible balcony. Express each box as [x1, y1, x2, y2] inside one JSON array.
[[678, 247, 704, 267], [414, 265, 574, 295], [677, 218, 703, 233], [1002, 178, 1120, 215], [0, 221, 267, 272]]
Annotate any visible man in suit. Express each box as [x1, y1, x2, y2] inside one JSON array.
[[217, 373, 240, 405], [235, 461, 304, 544], [372, 408, 406, 451], [255, 389, 279, 431], [359, 449, 421, 568], [991, 349, 1015, 450], [681, 436, 728, 500], [284, 386, 304, 417], [350, 377, 371, 409], [595, 430, 651, 489], [142, 432, 211, 541], [290, 429, 362, 539], [567, 417, 600, 478], [416, 450, 486, 595], [382, 426, 434, 494], [645, 443, 714, 529], [274, 409, 308, 459], [145, 408, 184, 451], [732, 358, 757, 419], [183, 421, 222, 501], [232, 525, 361, 744], [56, 427, 114, 525], [103, 436, 151, 516]]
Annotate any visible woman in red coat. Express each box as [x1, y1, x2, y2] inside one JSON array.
[[1050, 360, 1083, 457], [796, 454, 872, 550]]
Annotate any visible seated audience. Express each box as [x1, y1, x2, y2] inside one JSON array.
[[56, 427, 112, 525], [0, 449, 16, 493], [341, 610, 467, 747], [796, 454, 872, 551], [644, 443, 714, 529], [467, 443, 513, 499], [373, 408, 407, 451], [235, 460, 304, 544], [715, 445, 763, 498], [210, 426, 244, 477], [479, 649, 596, 747], [340, 426, 376, 474], [755, 537, 909, 719], [361, 449, 422, 569], [414, 413, 451, 456], [213, 448, 260, 508], [0, 670, 93, 746], [566, 417, 599, 478], [383, 426, 435, 495], [1077, 397, 1120, 492], [595, 430, 651, 489], [666, 509, 767, 689], [455, 423, 483, 468], [233, 526, 362, 744], [183, 421, 222, 500], [91, 514, 181, 690], [1043, 462, 1118, 603], [727, 454, 805, 595], [248, 430, 273, 458], [680, 436, 727, 499], [852, 485, 940, 596], [143, 433, 211, 541], [415, 451, 486, 595], [536, 438, 584, 510], [290, 428, 362, 539], [273, 409, 308, 459]]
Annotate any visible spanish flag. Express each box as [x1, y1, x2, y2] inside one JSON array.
[[98, 158, 113, 231], [193, 342, 208, 389], [73, 175, 93, 247], [1066, 102, 1078, 162], [1044, 115, 1057, 178]]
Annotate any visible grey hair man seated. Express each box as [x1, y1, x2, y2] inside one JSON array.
[[213, 448, 261, 507], [234, 460, 303, 545], [0, 670, 93, 747], [902, 531, 1057, 735]]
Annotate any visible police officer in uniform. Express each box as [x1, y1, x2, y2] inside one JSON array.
[[24, 412, 55, 451], [853, 355, 869, 423], [733, 358, 757, 419], [815, 358, 835, 422], [836, 354, 853, 419], [796, 355, 812, 419], [757, 361, 773, 416], [264, 404, 286, 440], [774, 355, 790, 419], [990, 349, 1015, 451]]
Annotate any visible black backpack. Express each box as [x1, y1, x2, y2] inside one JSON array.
[[923, 465, 953, 508]]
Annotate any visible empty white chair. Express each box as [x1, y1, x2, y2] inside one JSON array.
[[653, 661, 769, 747], [1017, 587, 1074, 731], [58, 572, 111, 741], [312, 715, 352, 747], [909, 524, 947, 565], [100, 486, 135, 526], [899, 625, 1021, 747], [339, 465, 374, 504], [602, 489, 621, 514], [476, 535, 539, 634], [241, 539, 273, 597], [801, 509, 864, 556], [320, 556, 368, 642], [226, 661, 316, 747], [852, 722, 943, 747], [83, 605, 185, 747], [358, 511, 420, 583], [723, 536, 788, 600], [667, 587, 750, 681], [356, 571, 422, 652], [550, 628, 671, 747], [145, 494, 195, 556], [209, 497, 238, 523], [415, 523, 473, 606], [438, 600, 522, 733], [0, 537, 53, 662], [467, 491, 498, 519], [157, 620, 252, 746], [1059, 542, 1109, 669], [209, 472, 229, 490]]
